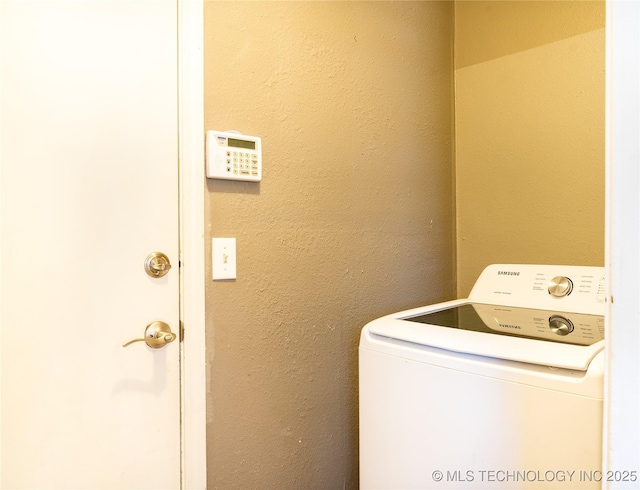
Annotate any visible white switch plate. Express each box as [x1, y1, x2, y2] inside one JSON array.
[[212, 238, 236, 280]]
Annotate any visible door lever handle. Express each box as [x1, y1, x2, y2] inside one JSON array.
[[123, 321, 176, 349]]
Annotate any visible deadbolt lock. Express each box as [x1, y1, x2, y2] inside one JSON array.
[[144, 252, 172, 278]]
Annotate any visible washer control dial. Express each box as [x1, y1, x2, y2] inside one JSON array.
[[549, 315, 574, 336], [548, 276, 573, 297]]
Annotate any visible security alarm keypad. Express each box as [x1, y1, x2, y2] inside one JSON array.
[[206, 130, 262, 182]]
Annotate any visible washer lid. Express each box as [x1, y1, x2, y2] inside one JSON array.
[[367, 302, 605, 370]]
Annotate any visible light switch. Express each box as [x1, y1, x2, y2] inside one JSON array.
[[212, 238, 236, 280]]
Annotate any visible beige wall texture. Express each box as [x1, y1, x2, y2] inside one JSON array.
[[204, 2, 454, 488], [455, 1, 606, 295]]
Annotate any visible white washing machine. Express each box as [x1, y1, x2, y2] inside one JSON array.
[[359, 264, 606, 490]]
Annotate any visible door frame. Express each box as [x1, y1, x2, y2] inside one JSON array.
[[604, 0, 640, 483], [178, 0, 206, 488]]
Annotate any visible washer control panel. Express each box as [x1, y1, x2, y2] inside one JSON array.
[[469, 264, 606, 315]]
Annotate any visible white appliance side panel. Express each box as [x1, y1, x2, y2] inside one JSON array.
[[359, 348, 603, 490]]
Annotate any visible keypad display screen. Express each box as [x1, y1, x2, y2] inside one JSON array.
[[228, 138, 255, 150]]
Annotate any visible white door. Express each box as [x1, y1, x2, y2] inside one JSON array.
[[0, 1, 181, 488]]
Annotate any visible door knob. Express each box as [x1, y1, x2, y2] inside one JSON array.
[[144, 252, 172, 278], [123, 321, 177, 348]]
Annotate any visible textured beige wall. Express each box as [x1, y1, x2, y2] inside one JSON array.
[[204, 2, 454, 488], [455, 1, 606, 296]]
